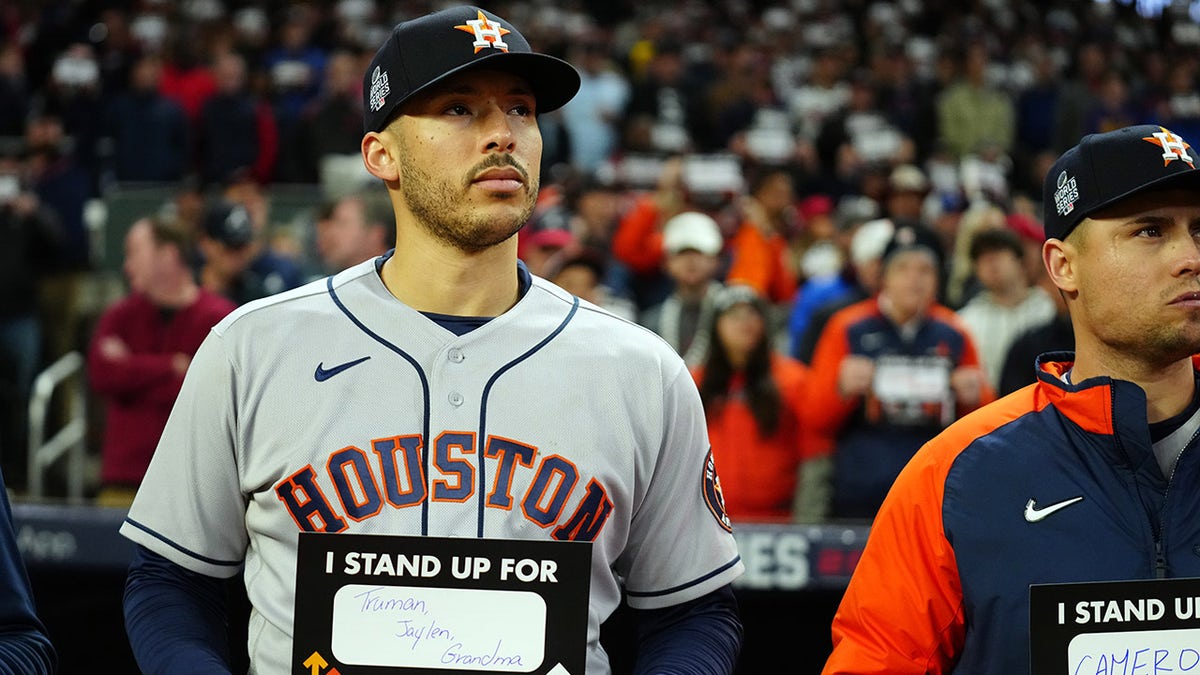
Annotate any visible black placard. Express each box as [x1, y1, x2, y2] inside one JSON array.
[[1030, 577, 1200, 674], [292, 533, 591, 675]]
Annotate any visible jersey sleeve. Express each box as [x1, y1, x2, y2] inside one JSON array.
[[119, 329, 249, 579], [822, 436, 966, 674], [617, 363, 744, 610]]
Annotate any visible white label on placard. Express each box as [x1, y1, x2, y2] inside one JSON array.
[[873, 358, 950, 402], [331, 584, 546, 672], [1068, 627, 1200, 673]]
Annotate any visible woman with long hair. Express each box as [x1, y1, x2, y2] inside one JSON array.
[[694, 284, 809, 522]]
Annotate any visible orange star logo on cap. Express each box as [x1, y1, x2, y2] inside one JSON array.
[[455, 10, 511, 53], [1142, 126, 1196, 169]]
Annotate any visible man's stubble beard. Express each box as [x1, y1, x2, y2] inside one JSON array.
[[398, 152, 539, 254]]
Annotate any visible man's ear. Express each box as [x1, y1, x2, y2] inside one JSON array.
[[361, 131, 400, 183], [1042, 237, 1078, 295]]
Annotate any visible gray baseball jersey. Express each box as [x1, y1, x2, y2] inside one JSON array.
[[120, 258, 744, 675]]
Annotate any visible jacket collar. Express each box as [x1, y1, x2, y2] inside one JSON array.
[[1035, 351, 1159, 475]]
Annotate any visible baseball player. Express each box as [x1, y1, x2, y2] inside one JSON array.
[[120, 6, 744, 675], [823, 125, 1200, 673]]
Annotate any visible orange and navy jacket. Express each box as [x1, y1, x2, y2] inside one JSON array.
[[823, 354, 1200, 674], [802, 296, 994, 518]]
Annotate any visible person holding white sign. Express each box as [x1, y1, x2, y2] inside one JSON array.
[[800, 222, 993, 521], [824, 124, 1200, 674], [118, 6, 744, 675]]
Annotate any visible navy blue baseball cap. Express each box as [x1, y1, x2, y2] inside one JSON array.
[[362, 6, 581, 134], [1043, 124, 1200, 241], [203, 201, 254, 248]]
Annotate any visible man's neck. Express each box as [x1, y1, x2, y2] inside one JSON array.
[[877, 292, 923, 329], [988, 281, 1030, 308], [1071, 343, 1197, 424], [675, 281, 713, 304], [150, 278, 200, 309], [381, 236, 520, 316]]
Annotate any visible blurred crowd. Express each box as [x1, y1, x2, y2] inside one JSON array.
[[1, 0, 1197, 520]]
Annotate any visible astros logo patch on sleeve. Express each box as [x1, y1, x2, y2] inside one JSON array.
[[702, 449, 732, 532]]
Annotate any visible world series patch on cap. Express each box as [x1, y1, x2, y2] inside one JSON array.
[[362, 5, 581, 133], [1043, 124, 1200, 241]]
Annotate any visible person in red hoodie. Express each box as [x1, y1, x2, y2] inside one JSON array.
[[87, 215, 235, 506], [693, 284, 809, 521]]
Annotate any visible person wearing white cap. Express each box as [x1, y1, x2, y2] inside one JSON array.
[[639, 211, 727, 368]]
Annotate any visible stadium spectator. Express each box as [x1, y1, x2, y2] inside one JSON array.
[[196, 195, 302, 306], [0, 44, 29, 139], [560, 34, 630, 175], [196, 51, 278, 187], [103, 54, 190, 183], [31, 44, 105, 175], [998, 278, 1073, 396], [544, 246, 637, 321], [694, 284, 809, 522], [956, 227, 1056, 390], [621, 39, 711, 155], [262, 6, 327, 141], [312, 189, 394, 275], [726, 167, 799, 305], [801, 223, 993, 520], [640, 211, 727, 368], [158, 36, 216, 127], [279, 49, 364, 187], [88, 215, 235, 505], [791, 217, 894, 364], [0, 148, 62, 484], [936, 43, 1015, 161]]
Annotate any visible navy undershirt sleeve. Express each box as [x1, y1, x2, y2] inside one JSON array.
[[0, 480, 55, 675], [631, 584, 743, 675], [124, 545, 233, 675]]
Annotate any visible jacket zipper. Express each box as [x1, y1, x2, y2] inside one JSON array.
[[1156, 423, 1200, 579]]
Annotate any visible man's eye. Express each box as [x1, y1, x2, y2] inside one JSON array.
[[511, 104, 534, 116], [1137, 226, 1162, 237], [445, 104, 470, 115]]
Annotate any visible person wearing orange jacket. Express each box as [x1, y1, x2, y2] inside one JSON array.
[[824, 124, 1200, 674], [726, 167, 799, 304], [800, 222, 992, 521], [610, 156, 688, 309], [693, 284, 808, 521]]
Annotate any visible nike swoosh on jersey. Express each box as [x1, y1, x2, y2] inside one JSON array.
[[1023, 496, 1084, 523], [314, 356, 372, 382]]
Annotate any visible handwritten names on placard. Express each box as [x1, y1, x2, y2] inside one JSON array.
[[332, 585, 545, 671]]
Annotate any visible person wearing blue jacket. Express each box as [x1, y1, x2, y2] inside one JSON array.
[[824, 123, 1200, 673]]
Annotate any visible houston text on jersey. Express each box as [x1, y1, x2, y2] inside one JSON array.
[[274, 431, 614, 541]]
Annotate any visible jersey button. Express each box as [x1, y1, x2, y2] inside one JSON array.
[[448, 392, 464, 406], [448, 348, 465, 363]]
